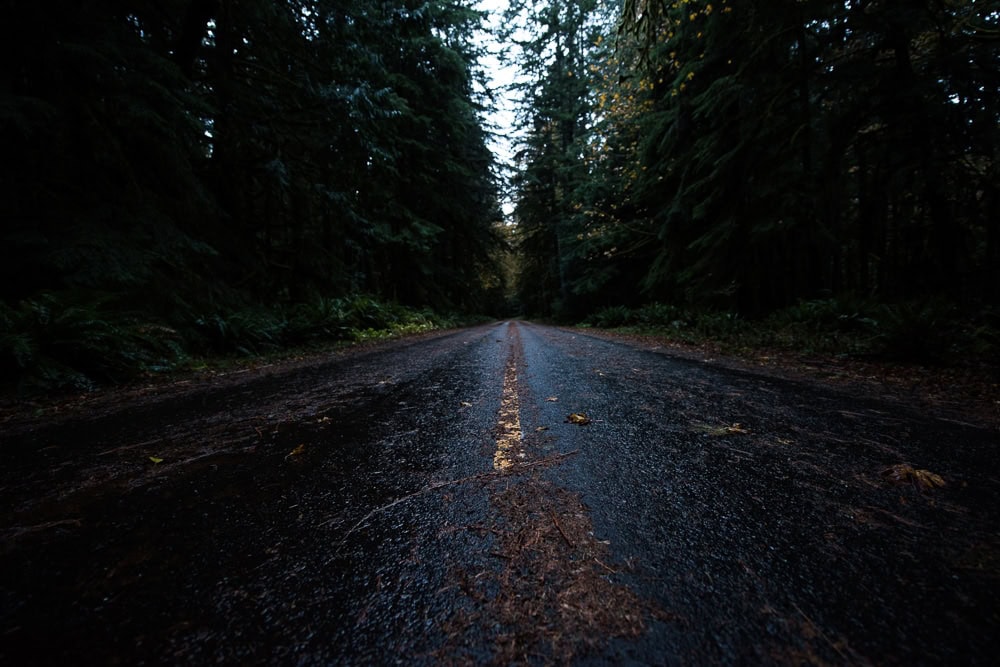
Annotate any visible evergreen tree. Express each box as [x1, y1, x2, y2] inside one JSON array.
[[508, 0, 607, 318], [618, 0, 1000, 315], [1, 0, 215, 307], [1, 0, 503, 311], [0, 0, 506, 388]]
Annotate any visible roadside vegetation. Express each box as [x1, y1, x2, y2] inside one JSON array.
[[0, 293, 483, 394], [581, 299, 1000, 367]]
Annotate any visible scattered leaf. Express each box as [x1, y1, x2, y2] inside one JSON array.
[[460, 401, 473, 408], [286, 444, 306, 459], [536, 426, 549, 432], [566, 413, 592, 425], [546, 396, 559, 402], [882, 464, 946, 492], [148, 456, 164, 464]]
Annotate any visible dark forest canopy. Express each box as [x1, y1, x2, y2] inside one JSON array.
[[2, 0, 504, 308], [510, 0, 999, 325], [2, 0, 999, 391], [1, 0, 506, 389]]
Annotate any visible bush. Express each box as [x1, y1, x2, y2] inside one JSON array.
[[191, 309, 288, 356], [772, 297, 879, 335], [285, 297, 351, 344], [960, 308, 1000, 362], [635, 302, 689, 328], [587, 305, 636, 328], [579, 296, 999, 365], [868, 300, 958, 363], [0, 289, 503, 396], [692, 311, 746, 338], [0, 291, 187, 392], [584, 303, 744, 342]]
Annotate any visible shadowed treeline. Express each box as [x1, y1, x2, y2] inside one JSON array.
[[509, 0, 999, 359], [1, 0, 505, 391]]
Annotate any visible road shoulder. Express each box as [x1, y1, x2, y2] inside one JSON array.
[[570, 327, 999, 432]]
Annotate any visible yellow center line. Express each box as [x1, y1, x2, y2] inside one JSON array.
[[494, 353, 523, 471]]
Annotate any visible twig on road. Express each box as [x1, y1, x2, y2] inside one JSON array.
[[97, 438, 166, 456], [5, 518, 83, 540], [791, 601, 851, 662], [594, 558, 618, 575]]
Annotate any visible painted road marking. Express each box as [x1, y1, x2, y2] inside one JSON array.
[[494, 350, 523, 470]]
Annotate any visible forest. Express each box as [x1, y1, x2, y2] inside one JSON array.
[[2, 0, 998, 393]]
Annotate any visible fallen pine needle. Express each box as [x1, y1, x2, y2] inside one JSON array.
[[550, 510, 574, 548], [792, 601, 850, 662], [6, 518, 83, 539], [97, 438, 165, 456], [594, 558, 618, 575]]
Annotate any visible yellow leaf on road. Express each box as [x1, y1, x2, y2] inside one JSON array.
[[286, 444, 306, 459], [566, 413, 592, 425], [882, 464, 946, 491], [148, 456, 164, 464]]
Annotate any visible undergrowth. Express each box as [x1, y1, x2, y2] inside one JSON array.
[[582, 299, 1000, 367], [0, 292, 480, 394]]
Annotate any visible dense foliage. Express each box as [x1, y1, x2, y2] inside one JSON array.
[[1, 0, 504, 390], [510, 0, 999, 360], [4, 1, 999, 391]]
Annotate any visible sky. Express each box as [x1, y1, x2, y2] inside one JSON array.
[[475, 0, 524, 215]]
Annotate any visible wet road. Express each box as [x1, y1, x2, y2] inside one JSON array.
[[1, 321, 999, 664]]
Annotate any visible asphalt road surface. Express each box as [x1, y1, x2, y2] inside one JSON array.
[[2, 321, 998, 665]]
